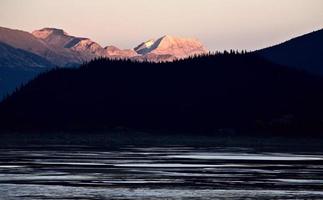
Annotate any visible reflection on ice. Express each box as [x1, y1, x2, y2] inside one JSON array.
[[0, 165, 24, 168], [114, 163, 247, 168], [166, 153, 323, 161], [35, 161, 107, 166], [273, 179, 323, 184], [0, 145, 323, 199], [0, 174, 93, 181]]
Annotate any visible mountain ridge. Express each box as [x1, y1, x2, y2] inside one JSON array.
[[31, 27, 207, 62], [257, 28, 323, 75], [1, 26, 208, 66], [0, 26, 90, 66]]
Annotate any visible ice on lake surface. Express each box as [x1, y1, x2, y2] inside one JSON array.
[[1, 144, 323, 199]]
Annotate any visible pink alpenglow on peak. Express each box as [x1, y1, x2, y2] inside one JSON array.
[[71, 39, 104, 55], [134, 35, 208, 59], [32, 28, 68, 39], [32, 28, 103, 54]]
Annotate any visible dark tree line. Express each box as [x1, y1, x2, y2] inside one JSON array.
[[1, 52, 323, 135]]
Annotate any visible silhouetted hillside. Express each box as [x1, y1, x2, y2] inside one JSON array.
[[1, 53, 323, 135], [0, 67, 44, 100], [0, 42, 54, 99], [258, 29, 323, 75]]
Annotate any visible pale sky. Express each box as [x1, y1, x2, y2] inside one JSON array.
[[0, 0, 323, 51]]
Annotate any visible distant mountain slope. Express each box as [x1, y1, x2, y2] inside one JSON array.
[[33, 28, 79, 48], [0, 27, 50, 55], [0, 42, 54, 99], [258, 29, 323, 75], [0, 42, 53, 69], [1, 54, 323, 134], [32, 28, 138, 59], [0, 27, 92, 66], [32, 28, 104, 56]]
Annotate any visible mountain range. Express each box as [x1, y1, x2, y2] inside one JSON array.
[[0, 26, 208, 98], [0, 26, 323, 100], [1, 26, 323, 69], [1, 27, 323, 134], [0, 27, 208, 66]]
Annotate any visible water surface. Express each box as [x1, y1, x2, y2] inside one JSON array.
[[1, 143, 323, 199]]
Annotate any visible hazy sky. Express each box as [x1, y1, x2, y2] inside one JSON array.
[[1, 0, 323, 51]]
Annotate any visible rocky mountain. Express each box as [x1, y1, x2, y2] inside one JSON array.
[[257, 29, 323, 75], [0, 27, 88, 66], [32, 28, 138, 60], [32, 28, 76, 48], [0, 27, 50, 56], [32, 28, 104, 57], [134, 35, 207, 59]]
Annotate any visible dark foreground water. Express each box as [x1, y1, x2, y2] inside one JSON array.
[[0, 134, 323, 199]]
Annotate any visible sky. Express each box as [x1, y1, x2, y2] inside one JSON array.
[[0, 0, 323, 51]]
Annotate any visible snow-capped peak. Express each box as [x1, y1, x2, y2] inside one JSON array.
[[134, 35, 207, 58]]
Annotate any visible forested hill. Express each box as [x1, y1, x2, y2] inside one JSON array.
[[258, 29, 323, 75], [1, 53, 323, 135]]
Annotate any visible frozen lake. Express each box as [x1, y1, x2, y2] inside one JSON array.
[[1, 141, 323, 199]]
